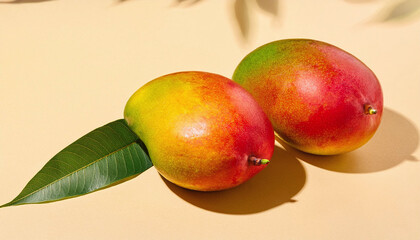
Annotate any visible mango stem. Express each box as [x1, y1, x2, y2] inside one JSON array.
[[249, 156, 270, 166], [364, 104, 377, 115]]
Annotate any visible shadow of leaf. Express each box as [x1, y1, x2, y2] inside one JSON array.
[[163, 146, 306, 214], [380, 0, 420, 21], [173, 0, 203, 6], [256, 0, 279, 16], [279, 108, 419, 173], [344, 0, 378, 3], [234, 0, 250, 40], [0, 0, 55, 3]]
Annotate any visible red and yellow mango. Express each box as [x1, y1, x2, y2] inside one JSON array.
[[124, 71, 274, 191], [233, 39, 383, 155]]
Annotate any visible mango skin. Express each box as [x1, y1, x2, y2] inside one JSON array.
[[124, 72, 274, 191], [233, 39, 383, 155]]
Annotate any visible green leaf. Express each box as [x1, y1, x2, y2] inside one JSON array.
[[1, 119, 152, 208]]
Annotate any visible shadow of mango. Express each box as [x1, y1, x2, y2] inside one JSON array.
[[163, 146, 306, 214], [279, 108, 418, 173]]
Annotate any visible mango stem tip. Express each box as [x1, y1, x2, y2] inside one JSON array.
[[249, 156, 270, 166]]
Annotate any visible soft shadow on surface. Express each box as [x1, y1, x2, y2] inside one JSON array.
[[163, 146, 306, 214], [344, 0, 378, 3], [279, 108, 419, 173], [173, 0, 204, 6], [0, 0, 55, 3], [118, 0, 204, 5], [345, 0, 420, 23], [232, 0, 281, 42], [375, 0, 420, 22], [233, 0, 251, 41]]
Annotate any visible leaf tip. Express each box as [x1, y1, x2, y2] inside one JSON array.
[[0, 202, 11, 209]]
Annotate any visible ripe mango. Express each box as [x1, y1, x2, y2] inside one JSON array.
[[233, 39, 383, 155], [124, 71, 274, 191]]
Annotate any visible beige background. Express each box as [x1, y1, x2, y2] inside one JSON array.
[[1, 0, 419, 239]]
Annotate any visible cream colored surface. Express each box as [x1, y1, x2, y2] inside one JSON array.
[[0, 0, 419, 239]]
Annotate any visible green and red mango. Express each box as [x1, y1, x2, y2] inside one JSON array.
[[233, 39, 383, 155]]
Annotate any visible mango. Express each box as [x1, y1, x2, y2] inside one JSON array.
[[233, 39, 383, 155], [124, 71, 275, 191]]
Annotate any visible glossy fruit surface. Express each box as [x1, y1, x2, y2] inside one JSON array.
[[233, 39, 383, 155], [124, 71, 274, 191]]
